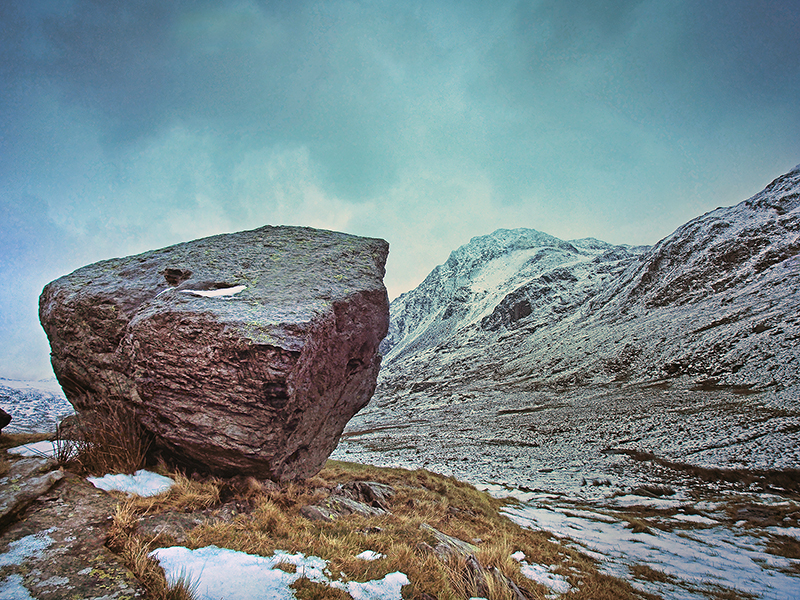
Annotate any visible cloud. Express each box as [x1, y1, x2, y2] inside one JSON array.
[[1, 0, 799, 378], [232, 145, 356, 232]]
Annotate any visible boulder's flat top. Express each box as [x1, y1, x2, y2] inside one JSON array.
[[45, 226, 389, 348]]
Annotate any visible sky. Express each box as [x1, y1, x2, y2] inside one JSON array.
[[1, 0, 799, 380]]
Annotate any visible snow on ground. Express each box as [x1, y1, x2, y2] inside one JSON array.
[[87, 470, 175, 497], [337, 572, 410, 600], [510, 551, 573, 596], [609, 495, 687, 510], [150, 545, 409, 600], [0, 574, 36, 600], [355, 550, 385, 561], [503, 502, 800, 600], [0, 529, 56, 568], [671, 514, 719, 525], [7, 440, 70, 459], [768, 527, 800, 541]]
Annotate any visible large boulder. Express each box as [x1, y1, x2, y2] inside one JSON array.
[[39, 226, 389, 480]]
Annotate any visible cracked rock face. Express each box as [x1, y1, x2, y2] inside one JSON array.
[[39, 226, 389, 480]]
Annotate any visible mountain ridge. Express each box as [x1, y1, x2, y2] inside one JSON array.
[[378, 164, 800, 397]]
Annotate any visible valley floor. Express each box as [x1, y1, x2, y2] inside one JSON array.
[[332, 380, 800, 599]]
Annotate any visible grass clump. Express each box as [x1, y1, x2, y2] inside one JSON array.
[[622, 516, 655, 535], [107, 499, 200, 600], [132, 470, 221, 514], [118, 459, 645, 600], [629, 563, 674, 583], [56, 402, 150, 476]]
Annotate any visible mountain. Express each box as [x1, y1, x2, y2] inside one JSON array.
[[0, 377, 73, 433], [377, 164, 800, 399]]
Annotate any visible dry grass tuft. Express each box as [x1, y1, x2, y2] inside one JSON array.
[[623, 516, 654, 535], [291, 577, 350, 600], [107, 499, 199, 600], [131, 471, 222, 514], [58, 402, 150, 476], [629, 563, 674, 583], [144, 459, 643, 599]]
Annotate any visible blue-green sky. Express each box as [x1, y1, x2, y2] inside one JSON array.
[[2, 0, 799, 379]]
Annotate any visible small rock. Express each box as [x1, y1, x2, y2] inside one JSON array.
[[299, 484, 392, 522], [137, 513, 206, 545], [0, 407, 11, 432], [300, 505, 338, 523], [0, 457, 64, 528], [420, 523, 479, 558], [137, 501, 249, 545], [337, 481, 395, 510], [327, 495, 388, 517]]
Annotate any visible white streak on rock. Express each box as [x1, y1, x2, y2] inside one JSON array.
[[181, 285, 246, 297]]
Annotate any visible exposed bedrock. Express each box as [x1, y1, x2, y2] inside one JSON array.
[[39, 226, 389, 480]]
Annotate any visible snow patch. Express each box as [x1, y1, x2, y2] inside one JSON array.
[[151, 546, 409, 600], [511, 551, 573, 595], [767, 526, 800, 541], [7, 441, 60, 459], [7, 440, 76, 460], [609, 495, 686, 510], [672, 514, 718, 525], [355, 550, 385, 561], [182, 285, 246, 298], [0, 529, 56, 567], [87, 470, 174, 497], [332, 572, 410, 600], [0, 574, 36, 600]]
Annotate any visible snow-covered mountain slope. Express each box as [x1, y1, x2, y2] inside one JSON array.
[[381, 229, 647, 362], [0, 377, 73, 432], [378, 164, 800, 398]]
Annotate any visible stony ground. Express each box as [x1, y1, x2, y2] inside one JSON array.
[[0, 459, 146, 599], [332, 379, 800, 599]]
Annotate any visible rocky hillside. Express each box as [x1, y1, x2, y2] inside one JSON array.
[[378, 164, 800, 397], [0, 379, 72, 433], [381, 229, 647, 361]]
